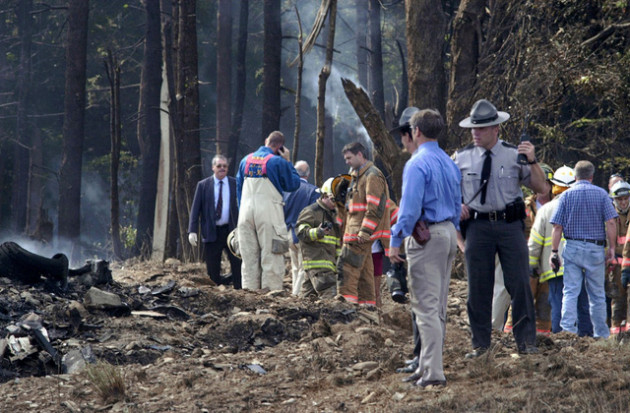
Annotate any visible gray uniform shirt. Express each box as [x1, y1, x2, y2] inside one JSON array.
[[453, 139, 532, 213]]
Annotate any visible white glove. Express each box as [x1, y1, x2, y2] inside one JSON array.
[[188, 232, 198, 247]]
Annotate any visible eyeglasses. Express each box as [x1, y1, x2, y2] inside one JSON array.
[[215, 164, 228, 168]]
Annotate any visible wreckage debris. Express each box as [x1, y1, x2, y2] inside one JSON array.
[[0, 241, 68, 288]]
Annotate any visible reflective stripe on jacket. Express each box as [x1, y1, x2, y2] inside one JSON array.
[[296, 199, 341, 271]]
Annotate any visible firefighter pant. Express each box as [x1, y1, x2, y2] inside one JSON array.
[[337, 241, 375, 305], [504, 278, 552, 333], [237, 178, 289, 291], [607, 266, 629, 330], [301, 269, 337, 299]]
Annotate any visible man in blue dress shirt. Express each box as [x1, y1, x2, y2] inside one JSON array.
[[389, 109, 461, 388]]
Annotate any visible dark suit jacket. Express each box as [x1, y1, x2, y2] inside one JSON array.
[[188, 175, 238, 243]]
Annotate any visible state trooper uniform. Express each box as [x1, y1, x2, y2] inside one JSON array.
[[453, 99, 538, 355]]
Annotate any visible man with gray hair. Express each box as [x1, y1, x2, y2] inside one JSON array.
[[550, 160, 618, 338], [188, 154, 241, 288], [283, 160, 319, 295]]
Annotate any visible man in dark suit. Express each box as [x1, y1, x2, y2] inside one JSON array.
[[188, 154, 241, 289]]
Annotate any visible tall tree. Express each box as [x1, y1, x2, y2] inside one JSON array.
[[58, 0, 89, 258], [228, 0, 249, 174], [292, 4, 304, 164], [12, 0, 33, 235], [173, 0, 201, 261], [135, 0, 163, 258], [446, 0, 487, 149], [315, 0, 336, 187], [216, 0, 232, 155], [405, 0, 447, 140], [367, 0, 384, 119], [355, 0, 368, 88], [261, 0, 282, 140]]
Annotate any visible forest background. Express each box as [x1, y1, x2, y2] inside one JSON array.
[[0, 0, 628, 264]]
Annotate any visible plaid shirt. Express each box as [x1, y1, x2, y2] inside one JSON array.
[[550, 180, 618, 240]]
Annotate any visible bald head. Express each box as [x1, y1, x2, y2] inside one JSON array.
[[294, 160, 310, 178]]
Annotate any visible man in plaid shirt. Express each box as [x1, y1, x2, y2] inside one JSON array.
[[550, 160, 618, 338]]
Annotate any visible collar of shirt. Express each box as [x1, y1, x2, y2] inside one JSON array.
[[214, 176, 226, 186]]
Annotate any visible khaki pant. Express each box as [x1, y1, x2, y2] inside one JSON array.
[[337, 242, 375, 304], [407, 221, 457, 384], [289, 241, 305, 296], [237, 178, 289, 291]]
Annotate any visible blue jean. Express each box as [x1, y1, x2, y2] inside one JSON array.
[[548, 277, 592, 336], [561, 240, 609, 338]]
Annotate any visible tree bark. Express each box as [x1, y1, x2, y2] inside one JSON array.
[[355, 0, 368, 89], [216, 0, 232, 155], [261, 0, 282, 141], [135, 0, 162, 258], [13, 0, 33, 235], [58, 0, 89, 261], [173, 0, 201, 262], [292, 5, 304, 164], [104, 50, 123, 261], [367, 0, 384, 120], [405, 0, 447, 141], [446, 0, 487, 149], [228, 0, 249, 175], [340, 78, 408, 200], [315, 0, 336, 187]]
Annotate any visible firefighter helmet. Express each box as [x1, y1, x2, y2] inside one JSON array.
[[321, 177, 334, 197], [227, 229, 241, 259], [550, 166, 576, 187], [610, 181, 630, 198], [539, 163, 553, 181], [331, 174, 352, 204]]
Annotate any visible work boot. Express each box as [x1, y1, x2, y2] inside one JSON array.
[[396, 356, 418, 373], [518, 345, 539, 355]]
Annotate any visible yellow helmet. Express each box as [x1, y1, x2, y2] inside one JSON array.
[[539, 163, 554, 181], [331, 174, 352, 204]]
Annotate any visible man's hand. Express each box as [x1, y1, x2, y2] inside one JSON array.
[[549, 252, 562, 273], [278, 146, 291, 162], [357, 231, 371, 244], [606, 247, 616, 265], [622, 268, 630, 289], [456, 231, 466, 253], [318, 223, 331, 236], [517, 140, 536, 163], [188, 232, 198, 247], [460, 204, 470, 221], [389, 246, 404, 263]]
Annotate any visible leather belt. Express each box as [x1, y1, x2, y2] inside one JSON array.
[[565, 237, 605, 246], [427, 220, 449, 226], [471, 209, 506, 221]]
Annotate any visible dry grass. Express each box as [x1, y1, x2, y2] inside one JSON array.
[[86, 361, 127, 403]]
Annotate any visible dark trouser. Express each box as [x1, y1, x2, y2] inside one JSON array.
[[412, 311, 422, 357], [465, 219, 536, 350], [204, 225, 242, 289], [548, 277, 592, 336]]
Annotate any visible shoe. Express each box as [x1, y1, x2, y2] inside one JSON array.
[[518, 345, 539, 355], [396, 361, 418, 374], [402, 372, 422, 383], [404, 356, 419, 365], [464, 348, 488, 359], [416, 379, 446, 388]]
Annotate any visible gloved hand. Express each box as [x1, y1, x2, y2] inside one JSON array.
[[622, 268, 630, 289], [188, 232, 198, 247]]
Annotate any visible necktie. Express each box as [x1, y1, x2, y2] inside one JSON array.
[[480, 150, 492, 205], [215, 180, 223, 220]]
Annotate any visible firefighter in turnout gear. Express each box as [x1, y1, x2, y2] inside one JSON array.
[[337, 142, 390, 305], [611, 180, 630, 333], [295, 178, 342, 298]]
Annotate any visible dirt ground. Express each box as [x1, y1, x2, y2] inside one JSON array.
[[1, 255, 630, 413]]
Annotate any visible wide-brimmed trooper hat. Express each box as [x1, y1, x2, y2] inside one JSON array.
[[459, 99, 510, 128], [389, 106, 420, 134]]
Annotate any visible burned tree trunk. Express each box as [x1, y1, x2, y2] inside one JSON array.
[[261, 0, 282, 140], [367, 0, 384, 120], [228, 0, 249, 175], [216, 0, 232, 155], [292, 5, 304, 164], [104, 50, 123, 261], [58, 0, 89, 260], [314, 0, 336, 187], [340, 78, 408, 200]]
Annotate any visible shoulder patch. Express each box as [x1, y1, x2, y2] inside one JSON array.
[[501, 141, 517, 149], [457, 143, 475, 153]]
